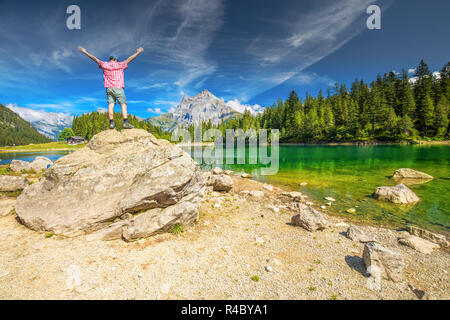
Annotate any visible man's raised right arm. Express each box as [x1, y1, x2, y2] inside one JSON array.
[[78, 46, 100, 64]]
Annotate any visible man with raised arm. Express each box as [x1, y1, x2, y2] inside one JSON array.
[[78, 46, 144, 129]]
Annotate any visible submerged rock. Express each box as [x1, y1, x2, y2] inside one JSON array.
[[0, 175, 29, 191], [393, 168, 433, 180], [291, 204, 328, 232], [372, 184, 420, 204], [363, 242, 405, 282], [15, 129, 206, 240]]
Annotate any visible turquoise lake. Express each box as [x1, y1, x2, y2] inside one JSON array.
[[183, 144, 450, 235], [1, 145, 449, 234]]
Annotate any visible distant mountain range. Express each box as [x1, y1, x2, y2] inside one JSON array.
[[4, 90, 259, 138], [0, 104, 52, 146], [6, 104, 73, 140], [148, 90, 246, 132]]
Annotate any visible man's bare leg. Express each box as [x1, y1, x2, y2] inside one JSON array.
[[108, 103, 115, 120], [121, 103, 134, 129], [120, 103, 128, 120], [108, 103, 116, 129]]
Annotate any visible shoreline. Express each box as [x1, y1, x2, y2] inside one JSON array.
[[2, 139, 448, 152], [0, 148, 78, 153]]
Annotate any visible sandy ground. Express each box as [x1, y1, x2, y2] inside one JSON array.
[[0, 177, 448, 300]]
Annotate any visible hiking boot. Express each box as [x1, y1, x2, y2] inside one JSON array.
[[109, 121, 116, 129], [123, 121, 134, 129]]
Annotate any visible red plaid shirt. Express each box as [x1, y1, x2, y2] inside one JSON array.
[[98, 60, 128, 88]]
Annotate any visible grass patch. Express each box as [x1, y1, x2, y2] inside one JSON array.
[[251, 275, 260, 282], [0, 190, 22, 197], [309, 286, 316, 291], [0, 141, 85, 152], [44, 232, 55, 238], [170, 223, 183, 235], [0, 166, 20, 176]]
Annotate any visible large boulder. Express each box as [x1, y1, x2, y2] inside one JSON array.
[[30, 156, 53, 172], [393, 168, 433, 180], [0, 175, 29, 191], [372, 184, 420, 204], [363, 242, 405, 282], [291, 204, 328, 232], [15, 129, 206, 240], [207, 174, 233, 192], [10, 160, 31, 173]]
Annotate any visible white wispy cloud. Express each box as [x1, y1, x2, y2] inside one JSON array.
[[7, 103, 73, 123], [147, 107, 163, 114], [237, 0, 387, 98], [226, 99, 262, 115]]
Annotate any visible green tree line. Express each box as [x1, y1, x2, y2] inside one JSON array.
[[71, 111, 172, 141], [209, 60, 449, 143]]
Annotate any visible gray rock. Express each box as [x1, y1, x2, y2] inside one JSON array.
[[398, 235, 440, 254], [282, 191, 305, 202], [212, 167, 223, 175], [30, 156, 53, 172], [291, 204, 328, 232], [224, 170, 234, 176], [15, 129, 206, 240], [0, 175, 29, 191], [363, 242, 405, 282], [9, 160, 32, 173], [248, 190, 264, 197], [372, 184, 420, 204], [346, 225, 377, 243], [241, 173, 252, 179], [393, 168, 433, 180], [207, 174, 233, 192], [406, 225, 449, 248]]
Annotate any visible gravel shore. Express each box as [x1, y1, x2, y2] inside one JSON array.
[[0, 177, 448, 300]]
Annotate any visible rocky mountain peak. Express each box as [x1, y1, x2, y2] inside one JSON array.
[[171, 90, 238, 126]]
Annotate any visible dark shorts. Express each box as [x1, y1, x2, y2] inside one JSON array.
[[106, 87, 127, 105]]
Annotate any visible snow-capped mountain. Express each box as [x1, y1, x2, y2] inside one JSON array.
[[172, 90, 239, 126], [6, 104, 73, 140], [148, 90, 262, 131]]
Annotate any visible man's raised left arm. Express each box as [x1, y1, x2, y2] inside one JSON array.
[[126, 47, 144, 64]]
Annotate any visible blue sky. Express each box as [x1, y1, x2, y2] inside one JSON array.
[[1, 0, 449, 118]]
